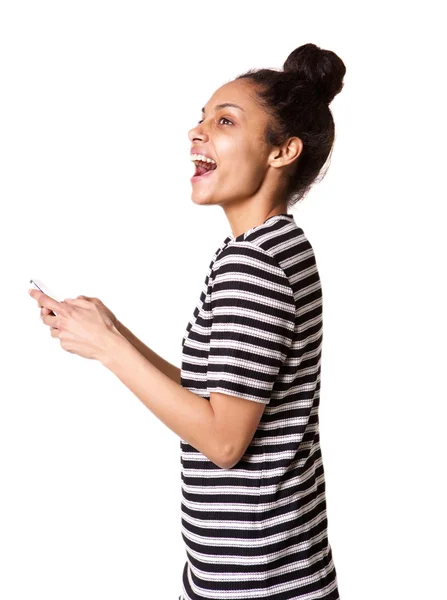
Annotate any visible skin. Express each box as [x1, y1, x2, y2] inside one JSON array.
[[30, 78, 304, 469], [189, 77, 303, 239]]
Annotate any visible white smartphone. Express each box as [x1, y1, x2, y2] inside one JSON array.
[[29, 279, 63, 316]]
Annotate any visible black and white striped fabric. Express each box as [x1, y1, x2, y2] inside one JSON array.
[[180, 213, 339, 600]]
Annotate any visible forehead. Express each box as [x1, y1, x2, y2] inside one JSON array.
[[203, 79, 262, 115]]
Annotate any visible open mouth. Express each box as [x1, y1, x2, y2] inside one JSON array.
[[193, 160, 217, 178]]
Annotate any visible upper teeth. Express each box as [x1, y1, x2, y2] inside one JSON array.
[[190, 153, 216, 165]]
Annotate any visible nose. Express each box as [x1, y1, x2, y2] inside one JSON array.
[[188, 121, 209, 143]]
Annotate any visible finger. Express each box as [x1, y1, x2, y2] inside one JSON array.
[[29, 289, 63, 314], [41, 313, 58, 327]]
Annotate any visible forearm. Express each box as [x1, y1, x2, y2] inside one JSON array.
[[101, 331, 230, 469], [116, 321, 181, 385]]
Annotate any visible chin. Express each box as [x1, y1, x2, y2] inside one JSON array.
[[190, 190, 217, 206]]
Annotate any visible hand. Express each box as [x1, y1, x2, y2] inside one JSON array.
[[29, 289, 120, 361], [39, 295, 119, 329]]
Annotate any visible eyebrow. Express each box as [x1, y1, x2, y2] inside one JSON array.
[[201, 102, 245, 114]]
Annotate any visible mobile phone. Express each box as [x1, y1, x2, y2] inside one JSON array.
[[29, 279, 62, 316]]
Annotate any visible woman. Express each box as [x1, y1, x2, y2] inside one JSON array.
[[30, 42, 346, 600]]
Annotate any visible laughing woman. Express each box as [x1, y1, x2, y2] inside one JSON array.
[[31, 42, 346, 600]]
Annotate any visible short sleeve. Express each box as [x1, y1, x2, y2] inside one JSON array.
[[207, 243, 295, 404]]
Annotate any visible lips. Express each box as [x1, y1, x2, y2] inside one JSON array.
[[190, 148, 218, 183]]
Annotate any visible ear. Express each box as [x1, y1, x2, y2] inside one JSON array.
[[269, 136, 303, 170]]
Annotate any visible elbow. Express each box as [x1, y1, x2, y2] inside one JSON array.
[[214, 453, 233, 470], [217, 460, 234, 470], [217, 447, 240, 470]]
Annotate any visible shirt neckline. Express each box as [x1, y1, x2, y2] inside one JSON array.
[[228, 213, 295, 242]]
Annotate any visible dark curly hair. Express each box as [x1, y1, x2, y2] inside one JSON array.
[[234, 43, 346, 207]]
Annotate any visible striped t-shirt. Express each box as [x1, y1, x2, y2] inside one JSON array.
[[179, 213, 339, 600]]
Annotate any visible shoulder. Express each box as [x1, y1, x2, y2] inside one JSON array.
[[212, 240, 295, 306], [214, 240, 286, 275]]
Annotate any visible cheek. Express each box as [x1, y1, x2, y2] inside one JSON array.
[[221, 142, 262, 175], [215, 137, 268, 189], [232, 152, 265, 181], [220, 159, 265, 195]]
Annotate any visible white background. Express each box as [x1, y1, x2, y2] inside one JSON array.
[[1, 1, 446, 599]]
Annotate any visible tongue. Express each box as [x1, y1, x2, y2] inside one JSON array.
[[196, 164, 211, 176]]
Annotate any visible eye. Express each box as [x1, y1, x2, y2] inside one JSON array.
[[196, 117, 234, 126]]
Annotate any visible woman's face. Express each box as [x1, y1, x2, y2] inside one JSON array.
[[188, 78, 276, 208]]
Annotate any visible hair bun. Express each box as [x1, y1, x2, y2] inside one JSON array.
[[283, 43, 346, 105]]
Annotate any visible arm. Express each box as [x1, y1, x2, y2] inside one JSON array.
[[116, 321, 181, 385], [100, 330, 231, 469], [205, 243, 296, 468]]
